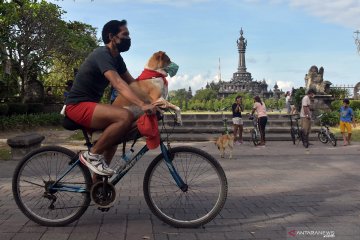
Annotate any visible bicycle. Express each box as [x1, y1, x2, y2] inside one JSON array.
[[316, 114, 337, 147], [12, 109, 228, 228], [247, 114, 260, 146], [284, 114, 309, 148]]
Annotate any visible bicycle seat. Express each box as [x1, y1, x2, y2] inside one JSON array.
[[63, 116, 84, 131]]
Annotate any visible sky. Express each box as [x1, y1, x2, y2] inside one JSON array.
[[49, 0, 360, 93]]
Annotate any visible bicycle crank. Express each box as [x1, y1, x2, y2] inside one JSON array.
[[90, 181, 117, 209]]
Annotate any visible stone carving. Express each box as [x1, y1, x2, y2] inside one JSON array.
[[354, 82, 360, 100], [304, 65, 331, 94]]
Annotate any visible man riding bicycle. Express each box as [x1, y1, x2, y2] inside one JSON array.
[[65, 20, 156, 176]]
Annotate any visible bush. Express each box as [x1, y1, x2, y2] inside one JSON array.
[[7, 103, 28, 115], [0, 113, 63, 130], [0, 104, 8, 116], [350, 100, 360, 111], [330, 100, 342, 111], [27, 103, 44, 114], [354, 109, 360, 122], [321, 111, 339, 126]]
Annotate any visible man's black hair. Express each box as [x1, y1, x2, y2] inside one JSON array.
[[102, 20, 127, 44], [235, 95, 242, 101], [343, 98, 350, 104]]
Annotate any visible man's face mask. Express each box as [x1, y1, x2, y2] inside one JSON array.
[[116, 38, 131, 52], [164, 62, 179, 77]]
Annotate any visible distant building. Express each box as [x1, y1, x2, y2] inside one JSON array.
[[218, 29, 273, 98]]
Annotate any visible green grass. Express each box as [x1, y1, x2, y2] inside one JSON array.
[[330, 126, 360, 142], [0, 146, 11, 160]]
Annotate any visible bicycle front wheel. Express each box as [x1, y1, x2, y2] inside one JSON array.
[[12, 146, 92, 226], [318, 131, 328, 143], [143, 146, 228, 228]]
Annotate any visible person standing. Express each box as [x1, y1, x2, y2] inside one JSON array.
[[300, 88, 316, 146], [251, 96, 268, 146], [339, 99, 356, 146], [285, 91, 291, 114], [232, 96, 244, 144]]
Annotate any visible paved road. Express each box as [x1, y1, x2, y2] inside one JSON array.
[[1, 141, 360, 240]]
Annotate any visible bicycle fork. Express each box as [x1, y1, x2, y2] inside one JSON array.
[[160, 143, 188, 192]]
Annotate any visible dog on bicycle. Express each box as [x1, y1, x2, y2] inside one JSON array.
[[112, 51, 182, 123], [215, 134, 234, 159]]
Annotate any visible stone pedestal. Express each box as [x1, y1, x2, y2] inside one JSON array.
[[311, 95, 334, 114], [7, 133, 45, 160]]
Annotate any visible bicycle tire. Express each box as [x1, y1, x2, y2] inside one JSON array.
[[12, 146, 92, 226], [251, 129, 260, 146], [329, 133, 337, 147], [143, 146, 228, 228], [290, 128, 296, 145], [317, 131, 328, 144]]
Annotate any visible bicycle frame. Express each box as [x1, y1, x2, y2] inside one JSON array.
[[50, 141, 187, 193]]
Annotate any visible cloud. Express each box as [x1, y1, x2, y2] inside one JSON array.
[[242, 0, 360, 28], [66, 0, 211, 6], [266, 79, 295, 91], [168, 73, 218, 92]]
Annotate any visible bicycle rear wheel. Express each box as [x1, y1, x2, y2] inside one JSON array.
[[251, 129, 260, 146], [12, 146, 92, 226], [290, 128, 296, 145], [143, 146, 228, 228], [329, 133, 337, 146]]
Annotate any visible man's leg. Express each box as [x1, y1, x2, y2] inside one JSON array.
[[301, 117, 310, 143], [340, 121, 348, 145], [80, 104, 134, 175], [347, 122, 352, 145], [233, 124, 239, 142], [238, 124, 243, 143], [90, 104, 134, 154]]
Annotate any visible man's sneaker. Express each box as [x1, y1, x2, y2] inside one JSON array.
[[80, 151, 115, 176]]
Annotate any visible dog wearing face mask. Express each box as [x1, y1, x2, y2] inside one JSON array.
[[112, 51, 182, 123]]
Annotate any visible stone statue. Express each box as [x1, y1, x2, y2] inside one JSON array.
[[304, 65, 331, 94], [354, 82, 360, 100]]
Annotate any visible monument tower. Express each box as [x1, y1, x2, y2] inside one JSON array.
[[234, 28, 252, 82], [217, 28, 270, 98]]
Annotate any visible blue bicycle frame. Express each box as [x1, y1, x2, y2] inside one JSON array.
[[50, 141, 186, 193]]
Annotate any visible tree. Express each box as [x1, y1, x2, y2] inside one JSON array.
[[193, 88, 217, 101], [44, 21, 99, 86], [0, 0, 95, 101]]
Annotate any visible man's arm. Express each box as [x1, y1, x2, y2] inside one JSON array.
[[105, 70, 152, 110], [303, 106, 311, 118], [120, 71, 136, 84], [351, 109, 356, 127]]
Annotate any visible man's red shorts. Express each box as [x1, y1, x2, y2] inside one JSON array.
[[65, 102, 97, 128]]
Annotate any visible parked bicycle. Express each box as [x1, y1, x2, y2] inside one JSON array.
[[316, 114, 337, 146], [284, 114, 308, 148], [247, 114, 260, 146], [12, 109, 228, 228]]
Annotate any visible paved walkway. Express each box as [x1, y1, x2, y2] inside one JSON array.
[[1, 138, 360, 240]]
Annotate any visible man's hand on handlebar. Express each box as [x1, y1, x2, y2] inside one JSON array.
[[141, 103, 157, 115]]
